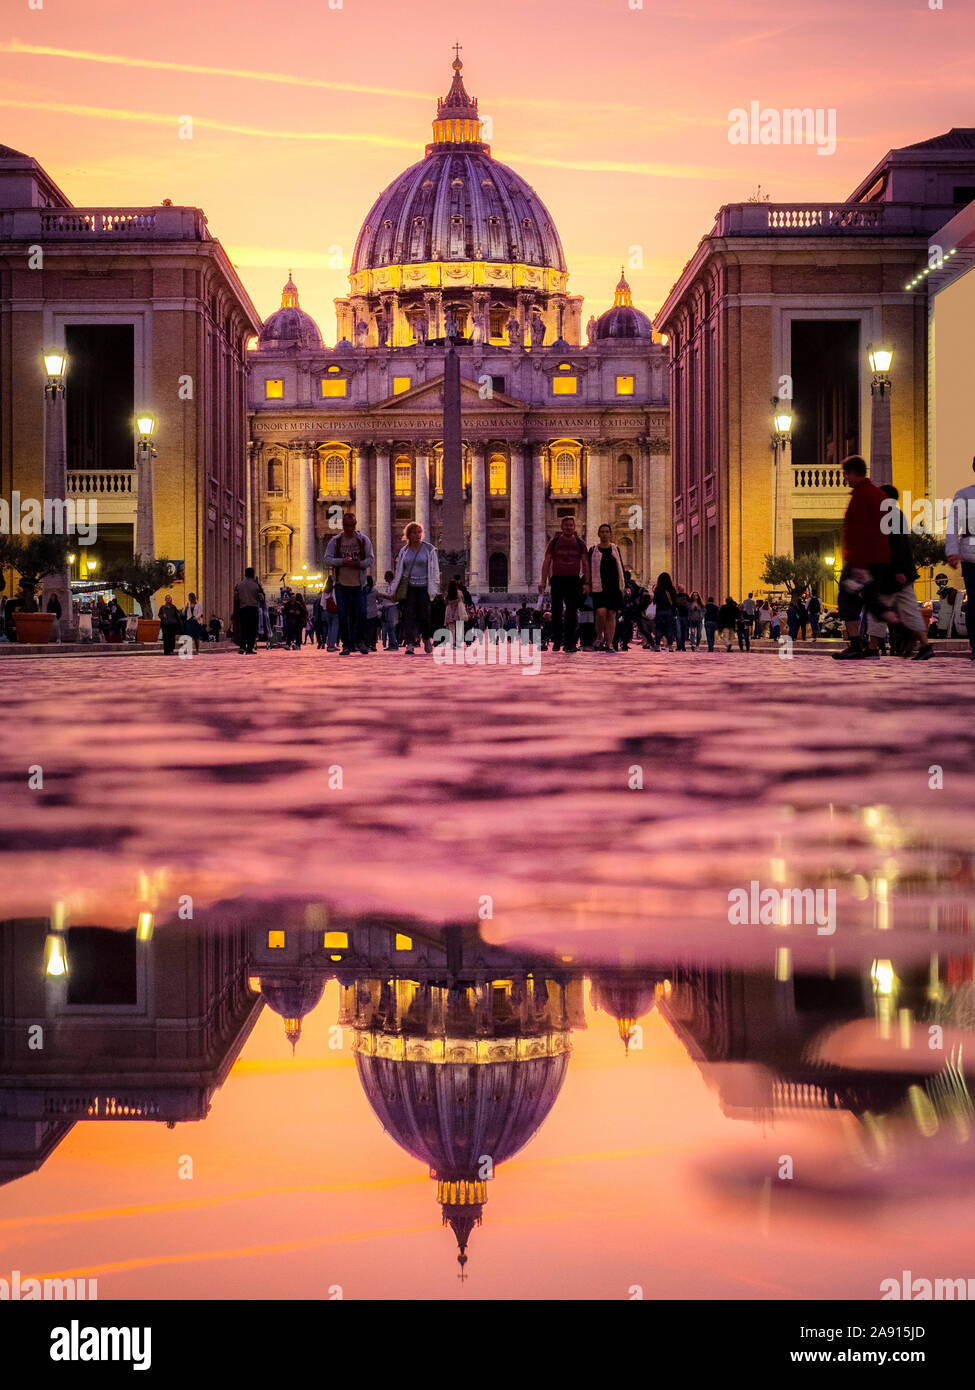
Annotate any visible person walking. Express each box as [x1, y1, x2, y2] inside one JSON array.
[[183, 592, 204, 653], [688, 591, 704, 649], [282, 591, 307, 650], [832, 455, 903, 661], [589, 522, 626, 652], [391, 521, 440, 655], [674, 588, 690, 651], [158, 593, 182, 655], [704, 596, 720, 652], [736, 602, 752, 652], [323, 511, 375, 655], [377, 570, 400, 650], [444, 578, 468, 647], [651, 572, 678, 650], [946, 455, 975, 661], [757, 600, 771, 639], [717, 597, 739, 652], [539, 515, 590, 653], [233, 566, 265, 654], [880, 483, 934, 660], [741, 591, 756, 639], [324, 589, 340, 650], [807, 592, 822, 642], [364, 576, 380, 651]]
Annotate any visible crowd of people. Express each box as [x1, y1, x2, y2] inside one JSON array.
[[223, 457, 973, 662]]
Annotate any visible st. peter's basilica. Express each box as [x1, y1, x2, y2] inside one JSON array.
[[247, 55, 671, 596]]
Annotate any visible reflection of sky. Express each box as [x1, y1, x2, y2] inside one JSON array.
[[4, 981, 975, 1301], [0, 2, 974, 333]]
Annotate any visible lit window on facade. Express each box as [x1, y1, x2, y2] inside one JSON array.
[[616, 375, 635, 395], [265, 379, 284, 399], [489, 454, 507, 495], [552, 376, 577, 395], [393, 377, 412, 395], [322, 455, 348, 495], [267, 930, 285, 948], [394, 458, 412, 495], [321, 377, 347, 397], [553, 451, 580, 494]]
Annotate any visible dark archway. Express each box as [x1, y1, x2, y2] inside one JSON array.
[[488, 552, 509, 592]]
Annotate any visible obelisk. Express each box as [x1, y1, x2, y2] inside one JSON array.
[[440, 336, 467, 582]]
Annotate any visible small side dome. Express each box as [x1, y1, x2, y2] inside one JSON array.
[[594, 269, 653, 341], [258, 272, 323, 350]]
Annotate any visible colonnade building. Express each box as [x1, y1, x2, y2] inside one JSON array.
[[247, 57, 670, 597]]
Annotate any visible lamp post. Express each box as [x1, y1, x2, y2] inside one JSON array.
[[42, 349, 73, 623], [135, 413, 157, 560], [770, 396, 793, 557], [867, 343, 894, 488]]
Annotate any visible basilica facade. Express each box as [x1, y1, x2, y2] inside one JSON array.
[[247, 57, 670, 596]]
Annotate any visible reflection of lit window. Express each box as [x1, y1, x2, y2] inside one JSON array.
[[394, 457, 412, 495], [322, 455, 348, 495], [322, 377, 347, 397], [489, 454, 507, 495], [324, 931, 348, 949], [265, 379, 284, 399], [553, 451, 579, 495], [267, 930, 285, 948], [393, 376, 411, 395], [552, 376, 577, 395], [616, 375, 634, 395], [394, 933, 413, 951]]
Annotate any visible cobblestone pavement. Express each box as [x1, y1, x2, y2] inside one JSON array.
[[1, 646, 972, 972]]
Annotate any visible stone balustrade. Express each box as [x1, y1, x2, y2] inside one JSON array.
[[67, 470, 137, 495]]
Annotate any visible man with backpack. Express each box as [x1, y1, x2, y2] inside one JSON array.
[[538, 515, 591, 653]]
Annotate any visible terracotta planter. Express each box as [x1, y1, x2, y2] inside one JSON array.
[[136, 618, 161, 643], [13, 612, 56, 644]]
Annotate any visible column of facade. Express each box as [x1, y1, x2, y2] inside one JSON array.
[[355, 443, 371, 539], [773, 443, 794, 559], [531, 443, 548, 586], [586, 444, 605, 540], [415, 441, 431, 536], [469, 441, 488, 592], [300, 446, 318, 570], [246, 440, 262, 571], [508, 441, 528, 591], [375, 441, 392, 577], [646, 438, 670, 584]]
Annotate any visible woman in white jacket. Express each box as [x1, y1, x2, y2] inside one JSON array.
[[391, 522, 440, 654]]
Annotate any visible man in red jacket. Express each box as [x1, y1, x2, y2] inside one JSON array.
[[832, 455, 902, 661]]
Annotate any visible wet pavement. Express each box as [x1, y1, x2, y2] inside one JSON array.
[[1, 647, 974, 1299]]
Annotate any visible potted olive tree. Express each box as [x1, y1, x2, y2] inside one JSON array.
[[102, 557, 176, 642], [0, 535, 70, 644]]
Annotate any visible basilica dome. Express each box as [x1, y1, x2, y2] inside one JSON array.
[[350, 58, 566, 275], [258, 273, 323, 350], [594, 270, 653, 340], [260, 973, 327, 1050]]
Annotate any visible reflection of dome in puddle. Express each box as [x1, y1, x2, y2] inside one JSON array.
[[343, 970, 580, 1273], [590, 974, 663, 1054]]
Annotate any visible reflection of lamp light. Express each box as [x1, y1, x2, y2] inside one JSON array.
[[136, 911, 154, 942], [871, 959, 895, 996], [44, 934, 68, 977], [824, 554, 835, 567]]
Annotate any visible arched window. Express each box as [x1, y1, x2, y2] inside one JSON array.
[[394, 456, 413, 496], [268, 539, 284, 572], [321, 454, 348, 496], [553, 451, 579, 496], [267, 458, 284, 493], [617, 453, 634, 492], [489, 454, 507, 496]]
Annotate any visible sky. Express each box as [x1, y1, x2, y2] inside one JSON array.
[[7, 980, 975, 1301], [0, 1, 973, 337]]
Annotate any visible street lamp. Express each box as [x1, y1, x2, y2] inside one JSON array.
[[134, 414, 157, 560], [43, 350, 67, 397], [867, 342, 894, 487], [770, 396, 793, 555]]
